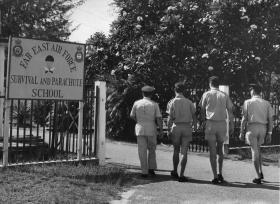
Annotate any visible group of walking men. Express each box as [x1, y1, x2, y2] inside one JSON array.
[[130, 76, 273, 184]]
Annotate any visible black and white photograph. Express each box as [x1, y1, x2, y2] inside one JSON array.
[[0, 0, 279, 203]]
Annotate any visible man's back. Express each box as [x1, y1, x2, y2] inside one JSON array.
[[131, 97, 161, 136], [133, 98, 159, 123], [199, 88, 232, 121], [244, 96, 273, 125], [167, 95, 195, 124]]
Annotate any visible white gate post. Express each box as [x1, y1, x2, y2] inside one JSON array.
[[95, 81, 106, 165], [0, 41, 6, 166], [3, 99, 10, 166], [77, 101, 84, 160], [219, 85, 230, 154]]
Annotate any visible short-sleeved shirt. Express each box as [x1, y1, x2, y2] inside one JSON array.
[[199, 88, 233, 121], [130, 97, 162, 136], [243, 96, 273, 125], [166, 94, 196, 124]]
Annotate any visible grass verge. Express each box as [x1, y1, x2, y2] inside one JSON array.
[[227, 146, 280, 167], [0, 163, 138, 204]]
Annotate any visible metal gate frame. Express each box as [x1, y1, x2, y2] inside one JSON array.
[[0, 87, 99, 165]]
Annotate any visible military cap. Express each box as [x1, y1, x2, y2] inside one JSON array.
[[249, 83, 261, 93], [141, 85, 155, 92], [209, 76, 219, 83]]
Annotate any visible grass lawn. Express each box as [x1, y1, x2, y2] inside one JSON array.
[[0, 163, 140, 204], [227, 146, 280, 167]]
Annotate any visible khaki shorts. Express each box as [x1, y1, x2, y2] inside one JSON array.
[[245, 124, 266, 147], [205, 120, 227, 142], [171, 124, 192, 155]]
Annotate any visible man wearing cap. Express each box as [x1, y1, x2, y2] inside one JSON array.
[[166, 82, 197, 182], [130, 85, 163, 178], [239, 84, 273, 184], [199, 76, 234, 184]]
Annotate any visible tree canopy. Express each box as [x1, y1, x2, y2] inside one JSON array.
[[86, 0, 280, 140], [1, 0, 84, 41], [210, 0, 280, 101]]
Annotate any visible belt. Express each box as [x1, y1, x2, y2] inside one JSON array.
[[248, 122, 267, 126], [174, 122, 192, 126], [206, 119, 226, 122]]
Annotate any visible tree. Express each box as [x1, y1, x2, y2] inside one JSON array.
[[210, 0, 280, 101], [85, 32, 121, 87], [1, 0, 84, 41], [105, 0, 213, 140], [86, 0, 280, 140]]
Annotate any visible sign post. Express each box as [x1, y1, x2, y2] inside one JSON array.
[[77, 101, 84, 160]]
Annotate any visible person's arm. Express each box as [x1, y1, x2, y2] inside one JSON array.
[[239, 102, 247, 141], [156, 117, 163, 135], [130, 103, 136, 121], [239, 116, 247, 141], [265, 103, 274, 144], [167, 114, 173, 132], [166, 101, 174, 138], [198, 93, 206, 130], [155, 103, 163, 138], [226, 96, 235, 135], [191, 103, 197, 132], [199, 107, 206, 122], [228, 107, 235, 136]]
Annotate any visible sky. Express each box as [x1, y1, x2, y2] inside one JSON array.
[[69, 0, 118, 43]]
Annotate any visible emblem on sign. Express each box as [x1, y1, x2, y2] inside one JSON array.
[[12, 39, 23, 57], [75, 46, 84, 63], [44, 55, 55, 74]]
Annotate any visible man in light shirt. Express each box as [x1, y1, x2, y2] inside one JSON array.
[[239, 84, 273, 184], [130, 85, 163, 178], [166, 82, 197, 182], [199, 76, 234, 184]]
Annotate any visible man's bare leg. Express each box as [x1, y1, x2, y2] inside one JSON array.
[[217, 141, 224, 175], [258, 146, 263, 177], [179, 144, 189, 177], [173, 146, 180, 173], [252, 146, 261, 178], [208, 140, 218, 179]]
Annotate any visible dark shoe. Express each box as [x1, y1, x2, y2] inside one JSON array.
[[252, 178, 262, 184], [260, 172, 264, 180], [178, 176, 188, 182], [218, 174, 224, 183], [211, 178, 219, 184], [171, 170, 179, 179], [141, 174, 148, 178], [149, 169, 156, 177]]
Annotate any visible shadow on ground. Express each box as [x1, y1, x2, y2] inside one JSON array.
[[105, 162, 174, 185], [187, 178, 280, 191], [106, 162, 280, 191]]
